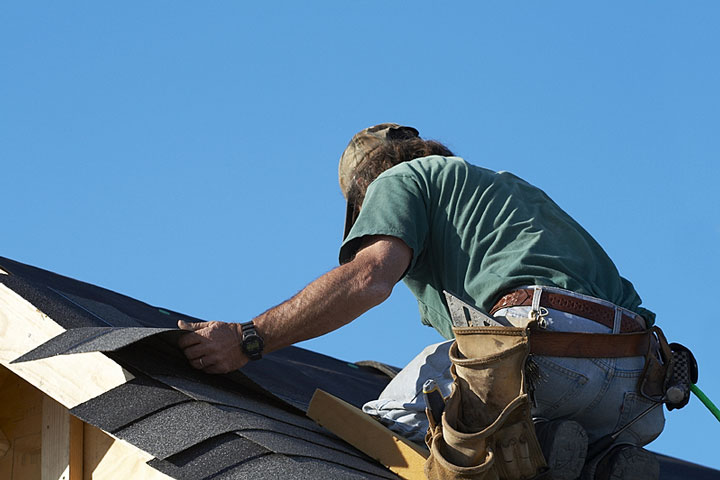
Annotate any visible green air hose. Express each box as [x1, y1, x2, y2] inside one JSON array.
[[691, 384, 720, 423]]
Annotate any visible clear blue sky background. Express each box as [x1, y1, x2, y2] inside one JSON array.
[[2, 1, 719, 471]]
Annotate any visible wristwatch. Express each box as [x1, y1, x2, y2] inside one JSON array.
[[240, 321, 264, 361]]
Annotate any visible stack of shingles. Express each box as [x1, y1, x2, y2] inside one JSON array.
[[69, 368, 397, 479], [0, 257, 398, 479]]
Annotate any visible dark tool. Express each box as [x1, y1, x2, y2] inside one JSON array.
[[423, 379, 446, 427], [664, 343, 720, 424], [587, 402, 660, 459], [666, 342, 698, 410]]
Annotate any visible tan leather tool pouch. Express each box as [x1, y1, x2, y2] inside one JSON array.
[[424, 326, 547, 480]]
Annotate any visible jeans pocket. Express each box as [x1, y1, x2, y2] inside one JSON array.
[[531, 356, 589, 418], [614, 392, 665, 446]]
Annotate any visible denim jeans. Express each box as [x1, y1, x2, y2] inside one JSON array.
[[363, 287, 665, 447]]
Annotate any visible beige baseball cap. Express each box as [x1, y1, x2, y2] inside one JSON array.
[[338, 123, 419, 199], [339, 123, 419, 241]]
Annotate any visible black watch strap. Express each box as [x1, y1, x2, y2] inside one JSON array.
[[240, 321, 264, 361]]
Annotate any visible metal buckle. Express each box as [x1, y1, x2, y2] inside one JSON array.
[[529, 307, 549, 329]]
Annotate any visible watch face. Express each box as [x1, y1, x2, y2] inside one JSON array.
[[241, 323, 264, 360], [245, 336, 262, 355]]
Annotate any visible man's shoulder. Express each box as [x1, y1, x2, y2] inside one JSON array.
[[406, 155, 467, 171], [369, 157, 501, 199], [382, 156, 495, 179]]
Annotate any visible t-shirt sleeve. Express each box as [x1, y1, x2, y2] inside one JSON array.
[[339, 172, 429, 272]]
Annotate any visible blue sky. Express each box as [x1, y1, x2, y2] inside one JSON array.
[[2, 1, 719, 470]]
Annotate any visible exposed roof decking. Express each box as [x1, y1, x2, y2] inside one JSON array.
[[0, 256, 395, 479]]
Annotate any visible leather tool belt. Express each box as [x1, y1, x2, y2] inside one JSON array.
[[429, 292, 679, 480], [491, 288, 646, 333], [528, 329, 651, 358]]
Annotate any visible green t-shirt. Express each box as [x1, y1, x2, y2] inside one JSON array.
[[339, 156, 655, 340]]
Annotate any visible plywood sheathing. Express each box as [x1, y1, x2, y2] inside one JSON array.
[[0, 283, 133, 409], [0, 282, 172, 478], [0, 366, 171, 480], [41, 395, 85, 480], [0, 366, 43, 479], [83, 424, 172, 480]]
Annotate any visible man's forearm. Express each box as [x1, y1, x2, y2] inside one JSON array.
[[254, 248, 395, 354], [177, 235, 412, 373]]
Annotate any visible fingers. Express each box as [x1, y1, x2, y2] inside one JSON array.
[[177, 323, 224, 372], [176, 320, 247, 374], [188, 354, 231, 374], [178, 319, 208, 331], [190, 356, 211, 371], [181, 343, 205, 361], [177, 320, 210, 349], [187, 353, 246, 374], [177, 331, 202, 349]]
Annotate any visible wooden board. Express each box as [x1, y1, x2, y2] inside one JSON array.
[[41, 395, 84, 480], [307, 389, 429, 480], [0, 428, 9, 459], [0, 366, 170, 480], [0, 283, 134, 409], [70, 417, 83, 480], [0, 365, 43, 479], [0, 272, 181, 479], [0, 364, 11, 458], [83, 424, 171, 480]]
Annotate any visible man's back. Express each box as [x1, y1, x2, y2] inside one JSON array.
[[341, 155, 653, 338]]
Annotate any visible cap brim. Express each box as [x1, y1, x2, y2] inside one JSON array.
[[343, 200, 358, 240]]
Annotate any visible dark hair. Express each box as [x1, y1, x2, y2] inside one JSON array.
[[347, 138, 454, 208]]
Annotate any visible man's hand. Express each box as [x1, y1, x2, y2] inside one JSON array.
[[177, 320, 248, 374], [176, 235, 411, 375]]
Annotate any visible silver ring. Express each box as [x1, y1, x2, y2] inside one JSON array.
[[199, 358, 204, 368]]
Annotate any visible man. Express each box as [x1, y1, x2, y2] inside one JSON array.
[[178, 124, 664, 480]]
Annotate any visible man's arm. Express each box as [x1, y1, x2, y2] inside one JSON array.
[[177, 235, 412, 374]]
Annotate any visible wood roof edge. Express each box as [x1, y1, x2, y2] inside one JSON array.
[[0, 283, 134, 409]]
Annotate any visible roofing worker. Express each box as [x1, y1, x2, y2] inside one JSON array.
[[178, 124, 668, 480]]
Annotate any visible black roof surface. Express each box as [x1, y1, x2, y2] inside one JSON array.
[[1, 256, 718, 480]]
